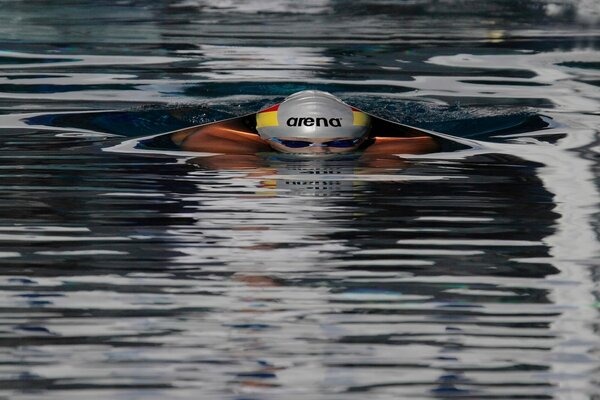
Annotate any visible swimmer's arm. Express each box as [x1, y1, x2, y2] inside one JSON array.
[[363, 135, 440, 155], [172, 120, 271, 154]]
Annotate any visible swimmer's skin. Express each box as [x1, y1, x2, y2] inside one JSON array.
[[172, 118, 271, 154], [172, 118, 440, 155]]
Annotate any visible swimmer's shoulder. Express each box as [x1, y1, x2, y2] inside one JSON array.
[[362, 135, 440, 154], [173, 119, 271, 154]]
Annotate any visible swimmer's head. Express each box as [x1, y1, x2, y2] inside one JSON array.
[[256, 90, 371, 155]]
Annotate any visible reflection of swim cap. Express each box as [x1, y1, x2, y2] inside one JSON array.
[[259, 161, 361, 197], [256, 90, 370, 140]]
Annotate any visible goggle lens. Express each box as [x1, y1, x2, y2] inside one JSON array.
[[324, 139, 359, 148], [270, 138, 361, 148], [273, 139, 312, 148]]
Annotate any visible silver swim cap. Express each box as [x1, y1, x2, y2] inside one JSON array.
[[256, 90, 370, 140]]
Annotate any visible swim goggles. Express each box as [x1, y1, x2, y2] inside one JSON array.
[[269, 137, 362, 149]]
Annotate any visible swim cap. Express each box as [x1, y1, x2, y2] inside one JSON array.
[[256, 90, 370, 140]]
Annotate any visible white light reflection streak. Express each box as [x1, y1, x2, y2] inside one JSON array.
[[407, 117, 600, 397]]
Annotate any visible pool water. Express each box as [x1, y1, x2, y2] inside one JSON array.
[[1, 1, 599, 399]]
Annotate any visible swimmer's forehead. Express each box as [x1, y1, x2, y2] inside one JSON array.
[[256, 91, 370, 140]]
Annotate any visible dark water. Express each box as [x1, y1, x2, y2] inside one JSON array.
[[1, 1, 600, 399]]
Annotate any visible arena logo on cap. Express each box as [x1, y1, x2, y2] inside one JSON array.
[[286, 117, 342, 128]]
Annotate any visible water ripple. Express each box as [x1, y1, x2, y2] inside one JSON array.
[[0, 1, 599, 399]]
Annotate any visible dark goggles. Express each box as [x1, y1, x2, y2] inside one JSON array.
[[269, 137, 362, 149]]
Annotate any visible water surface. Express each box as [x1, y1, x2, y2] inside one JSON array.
[[1, 1, 600, 399]]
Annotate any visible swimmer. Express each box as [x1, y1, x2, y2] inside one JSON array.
[[170, 90, 448, 156]]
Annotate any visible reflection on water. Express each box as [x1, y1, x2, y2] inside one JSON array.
[[0, 0, 599, 399]]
